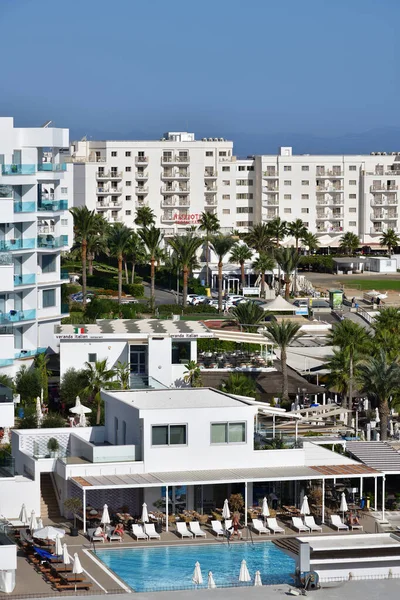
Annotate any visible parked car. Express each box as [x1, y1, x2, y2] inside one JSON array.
[[71, 291, 94, 303], [187, 294, 200, 305]]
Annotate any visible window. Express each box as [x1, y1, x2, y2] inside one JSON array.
[[222, 209, 230, 215], [125, 166, 131, 172], [349, 165, 357, 171], [223, 180, 230, 186], [236, 221, 253, 227], [172, 340, 191, 364], [301, 194, 309, 200], [206, 151, 213, 157], [349, 207, 357, 213], [284, 194, 291, 200], [126, 181, 131, 186], [349, 180, 357, 185], [247, 166, 254, 171], [284, 166, 292, 171], [222, 194, 230, 200], [349, 194, 356, 199], [236, 179, 253, 186], [88, 353, 97, 363], [238, 166, 246, 171], [61, 187, 68, 195], [349, 221, 357, 226], [302, 166, 309, 171], [236, 193, 253, 199], [222, 166, 230, 172], [301, 208, 309, 214], [111, 151, 117, 157], [219, 151, 227, 157], [42, 254, 56, 273], [301, 180, 309, 186], [125, 151, 131, 157], [61, 218, 68, 226], [303, 222, 309, 227], [126, 195, 132, 201], [42, 288, 56, 308], [152, 424, 187, 446], [284, 208, 291, 214], [211, 422, 246, 444], [284, 180, 291, 185], [137, 195, 144, 202], [126, 210, 131, 215], [236, 207, 253, 213]]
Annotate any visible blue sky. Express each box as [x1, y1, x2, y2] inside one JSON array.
[[0, 0, 398, 142]]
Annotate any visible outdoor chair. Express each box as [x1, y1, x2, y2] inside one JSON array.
[[292, 517, 310, 532], [304, 516, 322, 532], [211, 520, 224, 537], [330, 515, 349, 531], [176, 521, 193, 538], [189, 521, 206, 538], [252, 519, 270, 535], [131, 524, 149, 540], [106, 526, 122, 542], [87, 528, 105, 543], [144, 523, 161, 539], [266, 517, 285, 534], [224, 519, 232, 531]]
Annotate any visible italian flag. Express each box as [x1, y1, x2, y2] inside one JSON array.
[[74, 327, 85, 334]]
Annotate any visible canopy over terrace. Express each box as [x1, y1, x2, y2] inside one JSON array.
[[70, 462, 383, 533]]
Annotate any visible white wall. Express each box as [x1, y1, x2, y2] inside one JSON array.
[[0, 403, 14, 427], [60, 339, 128, 377]]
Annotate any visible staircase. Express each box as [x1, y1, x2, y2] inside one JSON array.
[[40, 473, 61, 520], [273, 536, 300, 558]]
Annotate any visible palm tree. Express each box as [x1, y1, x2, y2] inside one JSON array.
[[107, 223, 133, 304], [220, 372, 258, 398], [339, 231, 360, 255], [373, 306, 400, 334], [125, 231, 147, 284], [209, 234, 235, 311], [267, 217, 287, 247], [82, 359, 116, 425], [71, 214, 109, 276], [138, 226, 164, 311], [263, 320, 302, 401], [380, 228, 399, 258], [357, 349, 400, 440], [275, 247, 300, 300], [230, 301, 265, 332], [115, 361, 130, 390], [301, 231, 319, 254], [325, 348, 362, 410], [245, 223, 273, 254], [287, 219, 308, 251], [229, 243, 253, 288], [134, 206, 155, 227], [183, 360, 202, 387], [168, 234, 203, 306], [252, 254, 276, 298], [198, 212, 220, 287], [34, 353, 51, 404], [69, 207, 97, 306], [327, 320, 371, 416]]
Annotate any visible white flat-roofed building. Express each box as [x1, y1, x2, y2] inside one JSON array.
[[0, 117, 73, 376]]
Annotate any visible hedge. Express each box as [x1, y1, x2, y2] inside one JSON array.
[[122, 283, 145, 297], [298, 255, 334, 272]]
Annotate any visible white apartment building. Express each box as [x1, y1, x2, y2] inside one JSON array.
[[0, 117, 72, 376], [69, 134, 400, 246]]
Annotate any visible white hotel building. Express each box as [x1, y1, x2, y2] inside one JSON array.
[[0, 117, 72, 376], [69, 134, 400, 246]]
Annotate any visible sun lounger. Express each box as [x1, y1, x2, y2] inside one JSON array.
[[144, 523, 161, 539], [87, 528, 105, 543], [176, 521, 193, 538], [107, 527, 122, 542], [132, 524, 148, 540], [304, 516, 322, 532], [54, 581, 93, 591], [33, 546, 63, 563], [252, 519, 270, 535], [224, 519, 232, 531], [189, 521, 206, 538], [292, 517, 310, 532], [330, 515, 349, 531], [211, 520, 224, 537], [350, 523, 363, 531], [266, 517, 285, 534]]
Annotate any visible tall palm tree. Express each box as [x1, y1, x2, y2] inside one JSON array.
[[134, 206, 155, 227], [220, 372, 258, 399], [229, 243, 253, 288], [328, 320, 371, 416], [230, 301, 265, 332], [126, 231, 147, 284], [71, 213, 109, 276], [357, 349, 400, 440], [380, 228, 399, 258], [209, 234, 235, 311], [372, 307, 400, 362], [245, 223, 273, 254], [287, 219, 308, 252], [34, 353, 51, 404], [69, 207, 97, 306], [167, 233, 203, 306], [267, 217, 287, 247], [138, 226, 164, 311], [82, 359, 116, 425], [198, 212, 220, 287], [275, 247, 300, 300], [325, 348, 362, 406], [339, 231, 360, 255], [107, 223, 133, 304], [263, 320, 302, 402], [252, 254, 276, 298], [301, 231, 319, 254]]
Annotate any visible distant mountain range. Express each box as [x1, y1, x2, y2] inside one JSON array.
[[69, 126, 400, 157]]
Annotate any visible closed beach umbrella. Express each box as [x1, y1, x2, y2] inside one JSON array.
[[254, 571, 262, 587], [73, 552, 83, 589], [239, 559, 251, 582], [261, 497, 270, 519], [55, 534, 63, 556], [340, 492, 348, 519], [375, 407, 380, 423], [101, 504, 111, 526], [300, 495, 310, 516], [62, 543, 71, 567], [30, 510, 38, 532], [19, 504, 28, 526], [33, 526, 65, 541], [36, 397, 43, 422], [390, 420, 394, 437], [207, 571, 216, 589], [36, 518, 43, 530], [79, 412, 87, 427], [2, 427, 10, 445], [222, 499, 230, 520], [192, 561, 203, 585], [141, 503, 149, 523], [69, 396, 92, 415]]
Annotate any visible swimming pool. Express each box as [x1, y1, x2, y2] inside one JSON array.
[[96, 542, 295, 592]]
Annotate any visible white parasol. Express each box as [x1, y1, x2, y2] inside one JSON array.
[[36, 397, 43, 422], [36, 518, 43, 530], [261, 497, 270, 519], [222, 499, 230, 520], [33, 526, 65, 541], [30, 510, 38, 532], [101, 504, 111, 526], [72, 552, 83, 589], [192, 561, 203, 585], [207, 571, 216, 589], [2, 427, 10, 445], [340, 492, 348, 520], [62, 543, 71, 566], [55, 534, 63, 556], [254, 571, 262, 587], [79, 412, 87, 427], [239, 559, 251, 582], [300, 495, 310, 516], [375, 407, 380, 423], [69, 396, 92, 415], [19, 504, 28, 526], [390, 420, 394, 437], [141, 503, 149, 523]]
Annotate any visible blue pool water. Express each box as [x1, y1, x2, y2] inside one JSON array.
[[96, 542, 295, 592]]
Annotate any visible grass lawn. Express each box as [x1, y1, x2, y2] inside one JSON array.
[[341, 279, 400, 291]]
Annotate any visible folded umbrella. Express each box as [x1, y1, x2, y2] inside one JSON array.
[[19, 504, 28, 526], [55, 534, 63, 556], [300, 495, 310, 516], [207, 571, 216, 589], [222, 499, 230, 520], [101, 504, 111, 526], [141, 503, 149, 523], [254, 571, 262, 587], [192, 561, 203, 585], [239, 559, 251, 582]]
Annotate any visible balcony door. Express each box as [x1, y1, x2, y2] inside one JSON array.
[[129, 345, 147, 375]]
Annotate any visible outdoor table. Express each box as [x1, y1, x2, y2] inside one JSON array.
[[51, 564, 73, 573], [59, 572, 86, 583]]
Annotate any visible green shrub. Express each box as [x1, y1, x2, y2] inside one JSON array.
[[122, 283, 145, 297], [133, 275, 143, 284], [188, 278, 206, 295], [85, 274, 118, 290], [298, 255, 334, 273], [42, 413, 67, 429]]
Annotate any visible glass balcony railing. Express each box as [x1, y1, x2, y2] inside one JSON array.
[[37, 235, 68, 249], [14, 201, 36, 213], [1, 164, 36, 175], [61, 271, 69, 280], [0, 309, 36, 324], [0, 358, 13, 367], [38, 199, 68, 211], [15, 347, 46, 360], [14, 274, 36, 286], [37, 163, 67, 173], [0, 239, 35, 251]]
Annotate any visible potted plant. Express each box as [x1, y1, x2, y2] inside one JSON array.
[[47, 437, 59, 458], [64, 497, 82, 537]]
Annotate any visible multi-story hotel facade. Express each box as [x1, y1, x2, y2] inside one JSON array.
[[69, 134, 400, 246], [0, 117, 72, 375]]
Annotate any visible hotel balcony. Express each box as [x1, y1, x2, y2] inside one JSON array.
[[161, 185, 190, 195], [262, 199, 279, 206], [370, 184, 398, 192], [38, 199, 68, 212], [205, 198, 217, 206], [110, 216, 123, 223], [371, 226, 398, 234], [161, 212, 175, 223], [96, 200, 109, 210], [262, 170, 278, 178], [1, 163, 67, 176], [262, 212, 279, 221], [14, 274, 35, 286], [178, 198, 190, 207], [160, 198, 177, 208], [37, 235, 68, 250], [135, 171, 149, 180], [262, 186, 279, 193], [14, 201, 36, 213], [109, 200, 123, 210], [205, 186, 217, 193], [96, 171, 109, 180], [0, 309, 36, 324], [316, 226, 343, 233], [176, 170, 190, 179], [316, 197, 344, 206], [204, 170, 217, 178], [37, 224, 55, 235], [37, 163, 67, 173], [366, 169, 400, 176], [0, 238, 35, 251], [135, 156, 149, 165], [109, 171, 123, 180], [96, 186, 122, 195], [135, 200, 148, 208], [370, 197, 398, 206], [316, 185, 343, 192], [135, 186, 149, 195], [316, 169, 344, 177], [161, 155, 190, 165], [370, 212, 398, 221]]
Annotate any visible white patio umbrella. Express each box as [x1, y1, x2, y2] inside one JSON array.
[[375, 407, 380, 423], [261, 497, 270, 520], [36, 397, 43, 422], [254, 571, 262, 587], [62, 543, 71, 567], [30, 510, 38, 532], [192, 561, 203, 585], [33, 526, 65, 541], [390, 420, 394, 437], [101, 504, 111, 526], [239, 559, 251, 582], [141, 503, 149, 523], [340, 492, 348, 520], [36, 518, 43, 530], [55, 534, 63, 556], [19, 504, 28, 526], [69, 396, 92, 415], [72, 552, 83, 588], [79, 412, 87, 427], [300, 495, 310, 516], [207, 571, 216, 589], [222, 499, 230, 520], [2, 427, 10, 445]]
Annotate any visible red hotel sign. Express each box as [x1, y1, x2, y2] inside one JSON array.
[[173, 213, 200, 224]]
